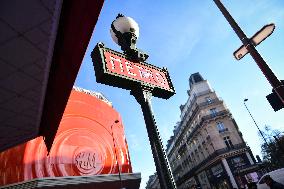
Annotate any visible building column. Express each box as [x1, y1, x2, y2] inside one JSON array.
[[221, 158, 238, 188], [246, 152, 254, 165]]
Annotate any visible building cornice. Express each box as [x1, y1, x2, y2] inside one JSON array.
[[73, 86, 112, 106]]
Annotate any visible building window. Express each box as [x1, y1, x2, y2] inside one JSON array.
[[216, 122, 227, 132], [191, 152, 196, 163], [195, 149, 200, 162], [209, 108, 217, 117], [199, 146, 205, 159], [205, 147, 209, 155], [230, 156, 246, 168], [204, 128, 208, 134], [223, 136, 233, 149], [205, 97, 212, 104], [211, 163, 223, 176]]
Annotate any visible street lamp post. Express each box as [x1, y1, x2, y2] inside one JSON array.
[[91, 14, 177, 189], [130, 86, 177, 189], [110, 120, 125, 189], [244, 99, 284, 168], [110, 15, 176, 189], [243, 99, 268, 145], [213, 0, 284, 111]]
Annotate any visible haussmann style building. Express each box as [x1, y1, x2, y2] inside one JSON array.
[[146, 73, 263, 189]]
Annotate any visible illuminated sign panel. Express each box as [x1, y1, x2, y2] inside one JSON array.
[[92, 43, 175, 99]]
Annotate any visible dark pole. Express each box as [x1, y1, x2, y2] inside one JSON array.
[[243, 99, 269, 145], [213, 0, 284, 105], [244, 99, 283, 167], [131, 86, 177, 189], [111, 120, 124, 189]]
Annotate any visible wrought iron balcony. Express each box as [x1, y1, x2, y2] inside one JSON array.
[[200, 110, 230, 124], [218, 128, 229, 133], [198, 97, 222, 107]]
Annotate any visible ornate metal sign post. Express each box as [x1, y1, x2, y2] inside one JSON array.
[[91, 14, 177, 189]]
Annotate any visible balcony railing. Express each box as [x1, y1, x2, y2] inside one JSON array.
[[181, 89, 214, 119], [170, 110, 231, 160], [200, 110, 230, 124], [198, 98, 222, 107], [218, 128, 229, 133], [175, 106, 199, 145], [188, 89, 214, 97], [169, 105, 228, 154], [184, 111, 229, 144]]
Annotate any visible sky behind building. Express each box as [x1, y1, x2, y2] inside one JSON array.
[[75, 1, 284, 188]]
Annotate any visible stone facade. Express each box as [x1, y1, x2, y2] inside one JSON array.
[[146, 174, 160, 189], [146, 73, 261, 189]]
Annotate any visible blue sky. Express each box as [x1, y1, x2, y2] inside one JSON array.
[[75, 1, 284, 188]]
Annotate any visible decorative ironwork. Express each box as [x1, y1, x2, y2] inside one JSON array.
[[111, 14, 148, 62]]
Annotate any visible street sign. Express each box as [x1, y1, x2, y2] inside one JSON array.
[[92, 42, 177, 189], [233, 45, 248, 60], [251, 23, 275, 46], [91, 42, 175, 99], [94, 14, 177, 189], [233, 23, 275, 60]]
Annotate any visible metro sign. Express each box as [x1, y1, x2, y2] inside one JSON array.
[[91, 42, 175, 99]]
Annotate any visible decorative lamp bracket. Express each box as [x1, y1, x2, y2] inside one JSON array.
[[111, 14, 149, 62]]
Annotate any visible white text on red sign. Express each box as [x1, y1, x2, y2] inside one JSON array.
[[104, 51, 171, 90]]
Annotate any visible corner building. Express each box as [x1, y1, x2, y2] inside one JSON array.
[[170, 73, 260, 189], [147, 73, 260, 189]]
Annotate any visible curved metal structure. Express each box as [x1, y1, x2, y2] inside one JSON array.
[[0, 88, 133, 186]]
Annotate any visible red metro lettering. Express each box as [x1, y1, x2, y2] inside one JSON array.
[[104, 51, 170, 90], [109, 56, 123, 72], [125, 61, 136, 76], [155, 72, 166, 86], [134, 65, 156, 83]]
